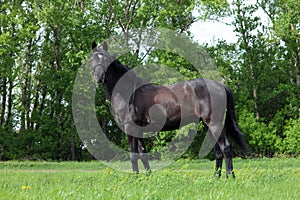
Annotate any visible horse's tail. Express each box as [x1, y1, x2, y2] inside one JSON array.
[[225, 87, 249, 153]]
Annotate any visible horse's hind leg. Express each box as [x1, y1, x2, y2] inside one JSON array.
[[214, 143, 223, 178], [217, 132, 235, 178], [208, 123, 234, 178], [223, 142, 235, 178], [138, 138, 151, 173]]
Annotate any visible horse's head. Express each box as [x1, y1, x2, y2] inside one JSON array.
[[90, 41, 114, 84]]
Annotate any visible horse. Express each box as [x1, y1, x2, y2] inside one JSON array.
[[90, 41, 248, 178]]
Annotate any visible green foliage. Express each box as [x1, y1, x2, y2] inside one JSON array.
[[0, 0, 299, 161], [238, 109, 300, 157], [239, 110, 279, 156], [278, 118, 300, 155]]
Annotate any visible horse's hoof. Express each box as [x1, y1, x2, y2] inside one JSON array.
[[146, 169, 152, 176], [131, 171, 139, 179], [214, 169, 222, 178], [226, 171, 235, 179], [232, 171, 235, 178]]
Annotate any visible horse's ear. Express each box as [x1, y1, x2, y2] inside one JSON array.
[[102, 41, 108, 51], [92, 41, 97, 50]]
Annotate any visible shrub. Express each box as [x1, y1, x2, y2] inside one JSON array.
[[238, 110, 278, 156], [278, 118, 300, 155]]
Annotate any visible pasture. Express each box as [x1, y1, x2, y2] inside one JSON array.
[[0, 158, 299, 200]]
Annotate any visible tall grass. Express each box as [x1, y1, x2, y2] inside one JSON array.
[[0, 158, 299, 199]]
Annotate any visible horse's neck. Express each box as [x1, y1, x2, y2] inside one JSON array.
[[103, 61, 153, 100], [103, 61, 129, 99]]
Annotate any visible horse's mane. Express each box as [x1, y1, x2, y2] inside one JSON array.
[[103, 59, 132, 99]]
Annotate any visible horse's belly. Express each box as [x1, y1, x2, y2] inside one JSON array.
[[160, 119, 181, 131]]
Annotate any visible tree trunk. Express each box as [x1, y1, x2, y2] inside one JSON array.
[[21, 38, 33, 130], [53, 27, 63, 117], [5, 79, 13, 126], [0, 78, 7, 126], [53, 26, 63, 159], [249, 62, 260, 120], [70, 136, 76, 161], [31, 75, 41, 129], [236, 0, 260, 119]]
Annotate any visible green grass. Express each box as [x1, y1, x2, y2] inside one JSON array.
[[0, 158, 299, 200]]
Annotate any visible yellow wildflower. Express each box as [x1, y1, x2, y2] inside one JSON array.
[[22, 186, 31, 190]]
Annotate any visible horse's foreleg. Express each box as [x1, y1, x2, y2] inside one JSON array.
[[127, 135, 139, 173], [214, 143, 223, 178], [138, 138, 151, 173]]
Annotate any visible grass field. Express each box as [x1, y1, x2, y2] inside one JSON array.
[[0, 158, 299, 200]]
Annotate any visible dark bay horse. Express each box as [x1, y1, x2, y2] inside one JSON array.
[[90, 41, 248, 178]]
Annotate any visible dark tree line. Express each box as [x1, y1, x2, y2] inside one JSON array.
[[0, 0, 299, 161]]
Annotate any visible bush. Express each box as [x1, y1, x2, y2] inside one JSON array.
[[238, 110, 278, 156], [277, 118, 300, 155]]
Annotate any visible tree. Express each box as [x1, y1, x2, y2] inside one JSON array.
[[205, 0, 299, 156], [1, 0, 298, 160], [258, 0, 300, 118]]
